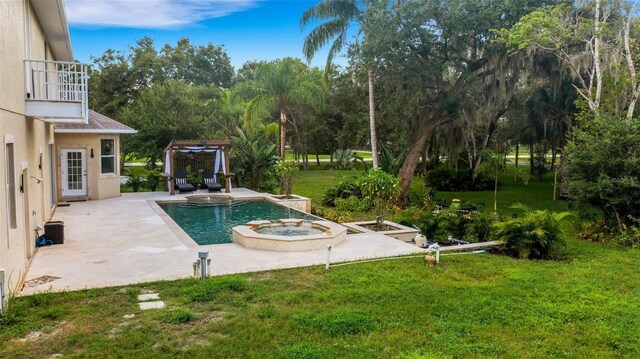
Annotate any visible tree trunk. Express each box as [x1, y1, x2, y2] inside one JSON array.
[[280, 110, 287, 158], [529, 143, 534, 175], [494, 172, 498, 212], [593, 0, 602, 110], [551, 146, 557, 170], [624, 7, 638, 120], [398, 122, 438, 207], [553, 165, 558, 201], [514, 142, 519, 180], [368, 68, 379, 170], [316, 153, 320, 166]]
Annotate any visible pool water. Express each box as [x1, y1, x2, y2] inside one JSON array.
[[158, 200, 319, 245], [255, 226, 325, 236]]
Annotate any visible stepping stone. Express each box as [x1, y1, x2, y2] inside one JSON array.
[[139, 301, 164, 310], [137, 293, 159, 301]]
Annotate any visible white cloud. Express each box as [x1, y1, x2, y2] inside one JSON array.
[[65, 0, 258, 28]]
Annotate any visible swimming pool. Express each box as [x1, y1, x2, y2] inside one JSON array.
[[157, 199, 319, 245]]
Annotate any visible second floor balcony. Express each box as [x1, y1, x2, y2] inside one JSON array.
[[25, 60, 89, 123]]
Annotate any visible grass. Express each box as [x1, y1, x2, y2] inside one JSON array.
[[434, 169, 569, 216], [2, 165, 638, 357], [292, 168, 363, 202], [292, 165, 567, 216], [1, 240, 638, 357], [285, 150, 372, 160]]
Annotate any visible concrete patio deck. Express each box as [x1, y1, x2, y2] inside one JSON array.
[[21, 190, 422, 295]]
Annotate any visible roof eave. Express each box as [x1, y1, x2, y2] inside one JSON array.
[[54, 129, 138, 134], [30, 0, 73, 61]]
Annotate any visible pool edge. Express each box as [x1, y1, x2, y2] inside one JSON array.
[[147, 200, 200, 249]]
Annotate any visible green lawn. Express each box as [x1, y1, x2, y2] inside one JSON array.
[[2, 166, 638, 358], [435, 170, 569, 215], [293, 169, 363, 201], [285, 150, 373, 160], [1, 239, 638, 357], [293, 165, 567, 216]]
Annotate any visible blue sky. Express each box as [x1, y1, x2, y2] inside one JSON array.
[[67, 0, 346, 70]]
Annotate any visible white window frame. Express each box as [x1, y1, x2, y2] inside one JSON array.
[[4, 136, 17, 231], [99, 138, 117, 176]]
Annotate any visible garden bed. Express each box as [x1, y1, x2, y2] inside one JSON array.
[[342, 220, 419, 242]]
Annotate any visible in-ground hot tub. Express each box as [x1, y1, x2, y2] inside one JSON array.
[[232, 219, 347, 251]]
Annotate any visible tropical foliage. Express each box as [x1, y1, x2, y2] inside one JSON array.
[[233, 57, 325, 158], [231, 127, 278, 191], [494, 204, 573, 259]]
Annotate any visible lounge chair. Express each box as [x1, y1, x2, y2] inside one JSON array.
[[201, 171, 223, 193], [174, 170, 195, 193]]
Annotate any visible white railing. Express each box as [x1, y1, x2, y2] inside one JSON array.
[[25, 60, 89, 120]]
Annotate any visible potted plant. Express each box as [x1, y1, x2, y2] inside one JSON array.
[[358, 170, 399, 230], [274, 160, 299, 198]]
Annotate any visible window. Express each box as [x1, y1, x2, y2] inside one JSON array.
[[100, 139, 116, 174], [5, 143, 16, 229]]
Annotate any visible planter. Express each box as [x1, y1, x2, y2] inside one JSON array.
[[266, 194, 311, 214], [342, 220, 419, 242]]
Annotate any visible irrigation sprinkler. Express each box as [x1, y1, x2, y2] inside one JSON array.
[[326, 245, 332, 270]]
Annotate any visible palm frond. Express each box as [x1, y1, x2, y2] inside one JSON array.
[[300, 0, 359, 29], [303, 18, 350, 63], [325, 29, 348, 71]]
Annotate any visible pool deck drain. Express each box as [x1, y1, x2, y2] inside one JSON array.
[[20, 190, 423, 295]]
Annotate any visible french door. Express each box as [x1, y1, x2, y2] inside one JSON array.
[[61, 149, 87, 197]]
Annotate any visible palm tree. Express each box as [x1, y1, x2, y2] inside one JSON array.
[[301, 0, 380, 170], [233, 58, 325, 158]]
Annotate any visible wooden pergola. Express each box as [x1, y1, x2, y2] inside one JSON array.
[[163, 139, 232, 195]]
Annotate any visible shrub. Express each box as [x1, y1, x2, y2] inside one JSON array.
[[358, 170, 400, 227], [467, 211, 498, 242], [312, 203, 357, 223], [426, 165, 493, 192], [159, 308, 194, 324], [124, 167, 147, 192], [578, 220, 640, 248], [437, 203, 470, 239], [397, 203, 497, 243], [494, 203, 573, 259], [334, 196, 371, 212], [321, 177, 361, 207], [274, 160, 299, 197], [396, 207, 440, 240], [568, 117, 640, 228], [127, 176, 145, 192], [145, 170, 163, 192], [328, 149, 364, 170]]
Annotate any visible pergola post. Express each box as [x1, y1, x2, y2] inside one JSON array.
[[224, 145, 231, 193], [169, 147, 175, 195], [164, 139, 231, 195]]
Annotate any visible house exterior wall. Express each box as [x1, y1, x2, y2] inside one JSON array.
[[54, 133, 122, 201], [0, 0, 63, 292]]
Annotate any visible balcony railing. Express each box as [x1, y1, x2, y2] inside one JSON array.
[[25, 60, 89, 123]]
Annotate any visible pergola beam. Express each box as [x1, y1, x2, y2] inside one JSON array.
[[163, 139, 233, 195]]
